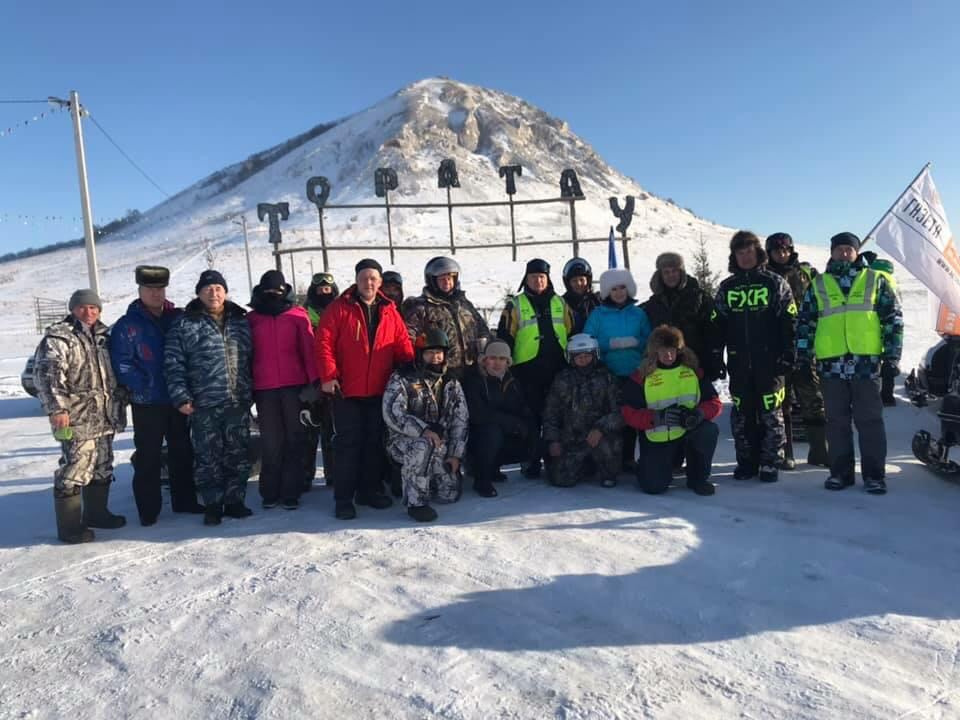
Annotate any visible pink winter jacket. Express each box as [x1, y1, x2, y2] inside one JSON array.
[[248, 305, 320, 391]]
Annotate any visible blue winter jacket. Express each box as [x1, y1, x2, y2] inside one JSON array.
[[583, 301, 652, 378], [164, 299, 253, 410], [110, 300, 182, 405]]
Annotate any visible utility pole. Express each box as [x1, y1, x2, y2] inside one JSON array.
[[233, 216, 253, 297], [50, 92, 99, 293]]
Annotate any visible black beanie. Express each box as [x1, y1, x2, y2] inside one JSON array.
[[258, 269, 286, 292], [196, 269, 228, 294], [765, 232, 794, 252], [355, 258, 383, 276], [830, 232, 861, 251], [525, 258, 550, 275]]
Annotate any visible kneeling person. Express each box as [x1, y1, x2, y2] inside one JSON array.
[[383, 329, 469, 522], [622, 325, 722, 495], [542, 334, 623, 487]]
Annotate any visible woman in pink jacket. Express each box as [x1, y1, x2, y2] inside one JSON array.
[[248, 270, 319, 509]]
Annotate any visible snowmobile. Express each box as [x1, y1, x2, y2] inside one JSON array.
[[906, 335, 960, 475]]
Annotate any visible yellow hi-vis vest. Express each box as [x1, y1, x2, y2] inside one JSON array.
[[811, 269, 882, 358], [644, 365, 700, 443], [512, 293, 568, 365]]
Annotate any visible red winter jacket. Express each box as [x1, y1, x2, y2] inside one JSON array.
[[315, 287, 414, 398], [248, 304, 319, 391]]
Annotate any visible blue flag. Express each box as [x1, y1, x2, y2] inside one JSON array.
[[608, 226, 618, 268]]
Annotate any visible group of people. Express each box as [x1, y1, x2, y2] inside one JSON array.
[[33, 227, 903, 543]]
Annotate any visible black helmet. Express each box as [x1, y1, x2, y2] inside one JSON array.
[[414, 327, 450, 352], [562, 257, 592, 291], [424, 256, 461, 295], [382, 270, 403, 286]]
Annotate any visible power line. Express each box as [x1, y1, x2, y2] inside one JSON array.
[[86, 113, 170, 198], [0, 99, 51, 104]]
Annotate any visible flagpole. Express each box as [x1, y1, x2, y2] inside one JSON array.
[[861, 161, 931, 249]]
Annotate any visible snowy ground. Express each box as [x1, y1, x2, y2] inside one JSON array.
[[0, 348, 958, 719]]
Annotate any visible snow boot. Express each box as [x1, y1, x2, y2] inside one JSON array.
[[55, 492, 94, 544], [335, 501, 357, 520], [687, 480, 716, 496], [732, 463, 758, 480], [758, 465, 779, 483], [824, 475, 854, 490], [82, 484, 126, 529], [805, 425, 829, 467], [203, 505, 223, 526], [356, 492, 393, 509], [408, 504, 438, 523], [864, 477, 888, 495], [223, 502, 253, 519], [172, 499, 206, 514], [522, 459, 542, 479], [473, 480, 498, 498]]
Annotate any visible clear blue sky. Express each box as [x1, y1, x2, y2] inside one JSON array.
[[2, 0, 957, 255]]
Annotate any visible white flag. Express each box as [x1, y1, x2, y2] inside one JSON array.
[[869, 165, 959, 333]]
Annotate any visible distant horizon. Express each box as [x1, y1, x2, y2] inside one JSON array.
[[3, 1, 956, 255]]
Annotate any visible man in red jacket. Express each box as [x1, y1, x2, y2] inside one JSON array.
[[315, 259, 414, 519]]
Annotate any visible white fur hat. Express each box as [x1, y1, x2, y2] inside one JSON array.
[[598, 268, 637, 300]]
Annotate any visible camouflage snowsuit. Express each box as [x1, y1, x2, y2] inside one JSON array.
[[382, 366, 469, 507], [542, 363, 623, 487], [165, 300, 253, 506], [402, 288, 491, 377], [33, 317, 127, 497]]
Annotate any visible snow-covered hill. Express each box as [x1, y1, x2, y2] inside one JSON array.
[[0, 77, 736, 356]]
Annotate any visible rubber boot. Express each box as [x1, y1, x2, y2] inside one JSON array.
[[806, 424, 829, 467], [82, 484, 127, 529], [55, 492, 95, 544]]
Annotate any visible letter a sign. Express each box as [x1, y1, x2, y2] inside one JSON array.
[[868, 164, 960, 333]]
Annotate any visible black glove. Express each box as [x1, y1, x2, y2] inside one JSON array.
[[794, 363, 814, 381], [881, 361, 900, 381], [662, 405, 686, 427], [681, 407, 705, 429]]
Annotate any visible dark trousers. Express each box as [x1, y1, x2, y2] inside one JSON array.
[[131, 403, 195, 520], [729, 373, 785, 468], [822, 376, 886, 481], [637, 422, 719, 494], [332, 395, 386, 504], [256, 387, 308, 503], [512, 362, 559, 465], [467, 423, 533, 486], [304, 400, 335, 485]]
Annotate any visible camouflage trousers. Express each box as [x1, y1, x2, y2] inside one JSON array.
[[730, 387, 786, 467], [54, 434, 114, 498], [786, 369, 826, 424], [191, 404, 251, 506], [387, 436, 462, 508], [547, 433, 622, 488]]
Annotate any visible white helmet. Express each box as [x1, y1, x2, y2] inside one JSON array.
[[566, 333, 599, 363]]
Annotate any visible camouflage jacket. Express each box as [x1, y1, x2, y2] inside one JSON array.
[[402, 288, 491, 374], [542, 362, 623, 443], [382, 365, 469, 459], [164, 299, 253, 409], [34, 316, 127, 439]]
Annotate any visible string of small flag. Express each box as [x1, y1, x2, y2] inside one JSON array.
[[0, 105, 66, 138]]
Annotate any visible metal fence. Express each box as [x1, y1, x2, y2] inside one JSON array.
[[255, 160, 640, 281], [34, 297, 66, 333]]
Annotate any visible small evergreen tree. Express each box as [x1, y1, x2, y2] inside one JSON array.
[[693, 233, 719, 296]]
